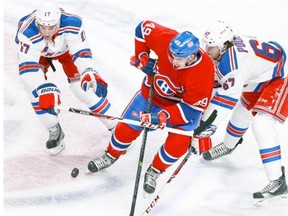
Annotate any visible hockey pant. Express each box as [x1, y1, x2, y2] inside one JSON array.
[[106, 91, 196, 172]]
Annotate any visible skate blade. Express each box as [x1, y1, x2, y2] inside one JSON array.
[[143, 190, 153, 199], [254, 193, 288, 207], [50, 140, 65, 156]]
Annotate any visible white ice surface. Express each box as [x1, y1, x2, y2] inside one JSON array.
[[3, 0, 288, 215]]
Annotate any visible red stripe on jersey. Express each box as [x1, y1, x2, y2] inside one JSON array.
[[30, 34, 42, 42], [261, 150, 281, 159], [213, 95, 237, 107], [19, 16, 35, 33], [275, 56, 284, 77], [215, 66, 223, 80], [227, 124, 243, 136], [91, 99, 109, 113], [77, 51, 91, 57], [19, 64, 40, 73], [228, 48, 236, 71]]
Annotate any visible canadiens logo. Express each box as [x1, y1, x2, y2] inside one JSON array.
[[153, 74, 180, 97], [132, 111, 139, 118], [187, 41, 194, 48]]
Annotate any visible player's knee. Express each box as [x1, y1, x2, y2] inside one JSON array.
[[114, 122, 142, 143]]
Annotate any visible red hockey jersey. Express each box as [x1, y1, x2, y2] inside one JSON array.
[[134, 20, 215, 125]]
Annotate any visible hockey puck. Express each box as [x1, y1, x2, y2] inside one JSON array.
[[71, 168, 79, 178]]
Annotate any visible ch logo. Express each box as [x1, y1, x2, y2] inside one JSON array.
[[153, 74, 180, 97]]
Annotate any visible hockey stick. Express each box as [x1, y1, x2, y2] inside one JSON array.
[[58, 106, 199, 137], [47, 58, 56, 72], [129, 74, 155, 216], [142, 109, 217, 215]]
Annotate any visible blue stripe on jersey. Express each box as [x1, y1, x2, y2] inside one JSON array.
[[60, 14, 81, 27], [178, 102, 202, 124], [135, 21, 145, 40], [89, 97, 111, 114], [58, 28, 79, 35], [35, 110, 46, 114], [72, 48, 92, 62], [101, 103, 111, 114], [17, 10, 83, 45], [259, 145, 280, 154], [262, 155, 281, 163], [18, 16, 43, 44], [226, 121, 248, 138], [260, 145, 281, 164], [31, 102, 51, 115], [218, 47, 238, 77], [269, 41, 286, 78], [15, 13, 34, 44], [19, 61, 40, 75], [159, 145, 178, 164], [110, 134, 129, 150], [253, 82, 266, 92], [211, 92, 238, 110], [31, 34, 43, 44], [58, 13, 82, 35]]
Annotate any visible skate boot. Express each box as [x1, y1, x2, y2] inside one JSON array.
[[253, 166, 288, 205], [202, 137, 243, 161], [46, 123, 65, 155], [143, 165, 162, 194], [88, 151, 118, 173]]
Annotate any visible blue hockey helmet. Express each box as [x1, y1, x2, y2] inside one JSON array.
[[169, 31, 200, 58]]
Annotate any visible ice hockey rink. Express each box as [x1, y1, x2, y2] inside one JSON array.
[[3, 0, 288, 215]]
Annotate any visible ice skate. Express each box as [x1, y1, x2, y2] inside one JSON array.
[[202, 137, 243, 161], [143, 165, 162, 195], [46, 123, 65, 155], [253, 166, 288, 206], [87, 151, 118, 173]]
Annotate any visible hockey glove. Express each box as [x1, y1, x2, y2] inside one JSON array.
[[81, 68, 108, 97], [36, 83, 61, 115], [194, 124, 217, 138], [130, 52, 158, 75], [140, 110, 169, 128]]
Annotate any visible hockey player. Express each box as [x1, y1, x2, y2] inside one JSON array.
[[200, 21, 288, 203], [15, 1, 116, 155], [87, 20, 215, 194]]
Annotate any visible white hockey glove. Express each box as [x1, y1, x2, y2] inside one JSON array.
[[194, 125, 217, 138], [80, 68, 108, 97]]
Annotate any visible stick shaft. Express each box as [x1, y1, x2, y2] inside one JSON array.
[[58, 106, 196, 136]]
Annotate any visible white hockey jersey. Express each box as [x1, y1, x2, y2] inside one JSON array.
[[15, 8, 94, 91], [203, 35, 287, 125]]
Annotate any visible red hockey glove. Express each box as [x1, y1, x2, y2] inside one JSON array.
[[140, 110, 169, 128], [130, 52, 158, 75], [36, 83, 61, 115], [81, 68, 108, 97]]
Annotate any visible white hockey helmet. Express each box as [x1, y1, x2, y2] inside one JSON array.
[[202, 21, 233, 52], [35, 1, 61, 26]]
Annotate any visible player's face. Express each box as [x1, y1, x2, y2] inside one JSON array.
[[38, 24, 58, 40], [168, 53, 189, 70], [204, 46, 221, 60]]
